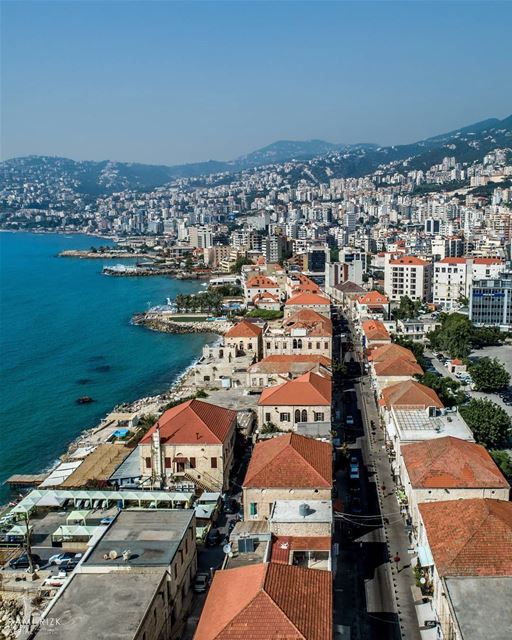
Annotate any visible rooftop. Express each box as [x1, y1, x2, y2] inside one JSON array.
[[361, 319, 390, 341], [140, 398, 236, 445], [419, 499, 512, 576], [225, 319, 263, 338], [285, 292, 330, 306], [381, 380, 443, 410], [33, 572, 163, 640], [243, 433, 332, 489], [194, 562, 332, 640], [248, 354, 331, 376], [391, 407, 474, 443], [258, 371, 332, 406], [270, 500, 333, 524], [402, 436, 509, 489], [84, 509, 194, 567], [443, 576, 512, 640]]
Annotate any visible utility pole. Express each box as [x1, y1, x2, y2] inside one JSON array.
[[23, 512, 34, 573]]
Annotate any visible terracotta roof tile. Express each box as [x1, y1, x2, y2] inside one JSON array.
[[368, 343, 417, 363], [226, 319, 263, 338], [419, 499, 512, 576], [248, 355, 331, 376], [283, 309, 332, 337], [194, 563, 332, 640], [381, 380, 443, 409], [258, 372, 332, 406], [285, 292, 330, 306], [247, 276, 280, 288], [140, 399, 236, 445], [389, 255, 428, 266], [361, 319, 390, 341], [358, 291, 389, 305], [243, 433, 332, 489], [402, 437, 509, 489], [374, 357, 423, 377]]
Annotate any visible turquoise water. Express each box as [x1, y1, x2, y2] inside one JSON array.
[[0, 232, 212, 501]]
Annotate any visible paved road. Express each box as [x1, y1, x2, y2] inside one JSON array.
[[332, 310, 421, 640]]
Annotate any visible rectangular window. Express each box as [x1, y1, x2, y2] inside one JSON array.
[[211, 457, 218, 469], [314, 412, 325, 421], [250, 502, 258, 516], [280, 412, 290, 421], [189, 457, 196, 469], [145, 457, 151, 469], [265, 412, 271, 422], [164, 457, 171, 469]]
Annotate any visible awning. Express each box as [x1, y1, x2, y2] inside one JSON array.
[[417, 545, 434, 567], [66, 510, 90, 525]]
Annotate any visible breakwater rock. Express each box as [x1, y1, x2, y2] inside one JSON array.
[[132, 313, 230, 336]]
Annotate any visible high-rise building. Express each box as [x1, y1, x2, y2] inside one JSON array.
[[469, 273, 512, 329]]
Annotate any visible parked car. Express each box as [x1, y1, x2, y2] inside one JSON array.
[[100, 516, 115, 525], [48, 552, 82, 567], [193, 572, 210, 593], [9, 553, 41, 570], [224, 499, 239, 515], [350, 468, 360, 480], [205, 529, 221, 547], [351, 496, 362, 514], [346, 415, 354, 426]]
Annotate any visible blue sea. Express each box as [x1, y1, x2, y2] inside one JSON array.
[[0, 232, 213, 502]]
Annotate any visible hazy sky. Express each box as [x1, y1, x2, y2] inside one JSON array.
[[1, 0, 511, 165]]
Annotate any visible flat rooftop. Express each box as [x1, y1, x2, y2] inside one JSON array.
[[392, 408, 474, 442], [85, 509, 194, 567], [271, 500, 333, 524], [444, 576, 512, 640], [33, 572, 162, 640]]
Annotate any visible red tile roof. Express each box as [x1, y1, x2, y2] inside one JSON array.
[[389, 255, 428, 266], [271, 536, 331, 564], [368, 343, 416, 363], [248, 355, 331, 375], [140, 399, 236, 445], [247, 276, 279, 288], [402, 437, 509, 489], [374, 357, 423, 377], [194, 563, 332, 640], [438, 257, 466, 265], [283, 309, 332, 337], [381, 380, 443, 409], [358, 291, 389, 305], [285, 292, 330, 306], [243, 433, 332, 489], [419, 499, 512, 576], [258, 372, 332, 406], [225, 319, 263, 338], [361, 319, 390, 341], [253, 291, 279, 303], [473, 257, 505, 265]]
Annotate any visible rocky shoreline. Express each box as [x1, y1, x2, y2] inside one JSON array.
[[132, 313, 230, 336]]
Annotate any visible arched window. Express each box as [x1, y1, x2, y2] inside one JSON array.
[[293, 338, 298, 349], [301, 409, 307, 422], [295, 409, 301, 422], [297, 338, 303, 349]]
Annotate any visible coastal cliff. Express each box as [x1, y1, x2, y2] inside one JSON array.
[[132, 312, 230, 335]]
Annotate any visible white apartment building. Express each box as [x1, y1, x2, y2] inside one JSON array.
[[384, 255, 432, 302], [433, 257, 506, 309]]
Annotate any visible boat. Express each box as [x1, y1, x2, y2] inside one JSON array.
[[76, 396, 94, 405]]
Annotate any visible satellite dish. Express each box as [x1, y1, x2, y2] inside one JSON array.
[[223, 544, 232, 555], [109, 550, 118, 560], [420, 577, 426, 585]]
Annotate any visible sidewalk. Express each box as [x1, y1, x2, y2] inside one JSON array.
[[356, 373, 422, 640]]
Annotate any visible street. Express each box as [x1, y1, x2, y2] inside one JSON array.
[[332, 309, 421, 640]]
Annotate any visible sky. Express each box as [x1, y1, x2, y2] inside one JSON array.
[[1, 0, 511, 165]]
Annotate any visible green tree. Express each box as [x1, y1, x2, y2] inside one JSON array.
[[468, 357, 510, 392], [230, 256, 253, 274], [460, 398, 512, 449], [415, 372, 466, 406], [329, 246, 340, 262], [490, 450, 512, 479], [393, 295, 422, 320], [427, 313, 473, 359]]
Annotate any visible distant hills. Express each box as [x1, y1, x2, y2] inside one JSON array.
[[1, 114, 511, 194]]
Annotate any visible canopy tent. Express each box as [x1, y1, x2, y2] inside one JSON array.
[[6, 524, 33, 539], [4, 489, 194, 520], [36, 494, 67, 508], [51, 525, 98, 542], [66, 510, 91, 525]]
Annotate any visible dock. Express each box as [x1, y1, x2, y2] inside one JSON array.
[[5, 473, 48, 489]]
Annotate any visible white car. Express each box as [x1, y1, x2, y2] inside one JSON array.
[[48, 552, 82, 567]]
